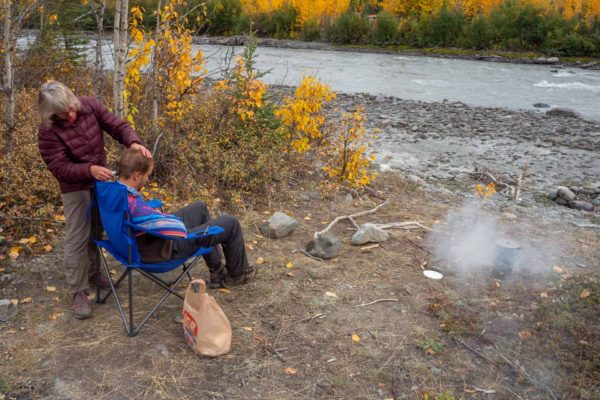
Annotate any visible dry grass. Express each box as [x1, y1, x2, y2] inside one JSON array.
[[1, 173, 599, 400]]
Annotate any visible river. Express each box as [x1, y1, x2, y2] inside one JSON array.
[[17, 35, 600, 121]]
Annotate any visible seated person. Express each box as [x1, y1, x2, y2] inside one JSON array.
[[117, 147, 255, 288]]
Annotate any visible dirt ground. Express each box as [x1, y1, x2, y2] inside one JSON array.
[[1, 173, 599, 400]]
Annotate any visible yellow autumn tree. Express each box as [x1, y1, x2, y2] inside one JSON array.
[[323, 106, 377, 189], [125, 1, 206, 128], [275, 75, 336, 153]]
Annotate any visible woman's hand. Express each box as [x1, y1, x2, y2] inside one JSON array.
[[90, 165, 115, 181], [130, 143, 153, 159]]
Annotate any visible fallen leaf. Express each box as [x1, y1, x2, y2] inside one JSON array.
[[580, 289, 591, 299], [46, 286, 57, 292], [0, 255, 5, 260], [87, 292, 96, 301], [304, 215, 312, 221], [286, 261, 293, 269], [553, 266, 564, 273], [52, 296, 60, 304], [321, 221, 328, 225], [18, 238, 30, 244], [426, 348, 437, 355], [352, 333, 361, 343], [246, 244, 255, 250], [262, 211, 270, 215], [518, 330, 532, 339], [43, 245, 53, 252], [286, 272, 294, 277], [54, 215, 65, 222], [48, 312, 64, 321], [256, 257, 265, 265], [284, 367, 297, 375], [46, 229, 54, 233], [251, 240, 258, 245], [20, 297, 33, 304], [218, 288, 231, 294], [8, 247, 20, 259], [110, 269, 117, 276], [29, 236, 37, 245], [10, 299, 18, 306], [243, 326, 253, 331], [0, 268, 5, 273], [325, 292, 338, 298], [540, 291, 548, 298]]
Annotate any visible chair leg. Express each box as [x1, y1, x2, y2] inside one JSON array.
[[128, 269, 134, 337]]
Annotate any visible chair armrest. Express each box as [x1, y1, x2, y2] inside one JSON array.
[[186, 225, 225, 239], [146, 198, 163, 209]]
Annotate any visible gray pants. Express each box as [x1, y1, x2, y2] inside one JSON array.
[[61, 190, 101, 295], [172, 202, 249, 278]]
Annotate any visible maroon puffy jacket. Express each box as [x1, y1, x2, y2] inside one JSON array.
[[38, 96, 141, 194]]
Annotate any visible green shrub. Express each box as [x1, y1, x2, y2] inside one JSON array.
[[302, 18, 321, 41], [206, 0, 244, 35], [489, 0, 547, 50], [545, 33, 596, 56], [373, 12, 398, 44], [233, 13, 252, 35], [254, 3, 299, 38], [461, 14, 495, 49], [327, 11, 369, 44], [427, 7, 465, 47]]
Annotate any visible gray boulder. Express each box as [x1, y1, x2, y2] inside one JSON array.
[[259, 212, 298, 239], [592, 198, 600, 206], [547, 57, 560, 63], [546, 107, 581, 118], [533, 103, 550, 108], [305, 233, 342, 259], [351, 224, 390, 245], [556, 197, 568, 206], [0, 299, 18, 322], [557, 186, 576, 202], [568, 201, 595, 212]]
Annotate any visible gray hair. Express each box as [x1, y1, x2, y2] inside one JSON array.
[[37, 81, 81, 127]]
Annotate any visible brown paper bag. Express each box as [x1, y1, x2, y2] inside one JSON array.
[[182, 279, 232, 356]]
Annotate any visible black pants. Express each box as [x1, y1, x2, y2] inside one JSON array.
[[172, 202, 249, 278]]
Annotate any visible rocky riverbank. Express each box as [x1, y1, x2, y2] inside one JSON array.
[[194, 35, 600, 70]]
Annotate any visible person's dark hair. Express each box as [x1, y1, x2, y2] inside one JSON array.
[[119, 147, 153, 178]]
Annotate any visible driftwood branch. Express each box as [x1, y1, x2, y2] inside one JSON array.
[[375, 221, 431, 231], [314, 199, 390, 238], [355, 298, 400, 307]]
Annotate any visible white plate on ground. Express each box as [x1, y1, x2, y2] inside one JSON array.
[[423, 270, 443, 280]]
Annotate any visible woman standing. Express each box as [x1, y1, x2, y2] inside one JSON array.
[[37, 81, 152, 319]]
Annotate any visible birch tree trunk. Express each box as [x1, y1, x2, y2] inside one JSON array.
[[151, 0, 162, 126], [92, 0, 106, 101], [112, 0, 129, 118], [3, 0, 15, 154]]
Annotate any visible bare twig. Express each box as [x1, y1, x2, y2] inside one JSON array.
[[376, 221, 431, 231], [360, 244, 380, 252], [314, 199, 390, 238], [347, 216, 360, 230], [294, 312, 325, 324], [355, 298, 399, 307], [300, 249, 324, 262]]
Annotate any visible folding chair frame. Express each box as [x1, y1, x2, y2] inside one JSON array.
[[95, 248, 199, 337]]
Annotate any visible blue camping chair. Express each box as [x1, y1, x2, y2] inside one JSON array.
[[93, 180, 224, 336]]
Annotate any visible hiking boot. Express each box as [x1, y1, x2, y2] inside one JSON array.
[[208, 263, 229, 289], [225, 265, 257, 286], [72, 291, 92, 319], [89, 273, 112, 289]]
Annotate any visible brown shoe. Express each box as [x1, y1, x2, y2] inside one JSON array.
[[72, 291, 92, 319], [90, 273, 112, 289], [208, 263, 230, 289], [225, 265, 257, 286]]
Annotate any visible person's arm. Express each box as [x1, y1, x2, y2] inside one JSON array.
[[38, 126, 93, 183]]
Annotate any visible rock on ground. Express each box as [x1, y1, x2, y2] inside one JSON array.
[[546, 107, 581, 118], [259, 212, 299, 239], [0, 299, 18, 322], [306, 233, 342, 259], [351, 224, 390, 245]]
